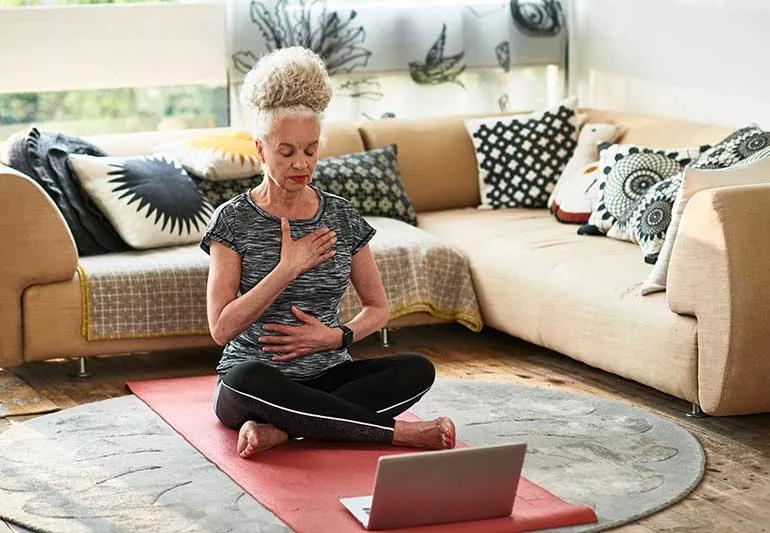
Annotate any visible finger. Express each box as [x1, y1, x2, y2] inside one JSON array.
[[316, 231, 337, 250], [280, 217, 291, 245], [307, 249, 336, 270], [258, 335, 293, 345], [263, 344, 294, 353], [263, 323, 293, 334], [317, 249, 337, 262], [290, 306, 317, 323], [272, 352, 299, 362], [307, 226, 333, 243], [310, 249, 337, 268]]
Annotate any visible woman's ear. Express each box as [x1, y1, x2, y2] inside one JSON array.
[[255, 139, 265, 163]]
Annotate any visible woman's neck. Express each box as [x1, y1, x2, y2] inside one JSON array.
[[252, 176, 317, 219]]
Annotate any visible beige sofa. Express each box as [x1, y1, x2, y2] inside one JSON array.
[[2, 109, 769, 417]]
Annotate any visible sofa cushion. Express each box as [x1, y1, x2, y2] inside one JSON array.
[[580, 109, 733, 149], [690, 125, 770, 169], [68, 153, 215, 249], [358, 114, 493, 212], [417, 208, 698, 402], [465, 98, 582, 209], [312, 145, 418, 226], [583, 144, 706, 240], [154, 130, 262, 180], [83, 122, 366, 159], [548, 122, 621, 223]]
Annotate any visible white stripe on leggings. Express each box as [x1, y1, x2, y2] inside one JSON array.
[[221, 382, 395, 433], [376, 385, 432, 414]]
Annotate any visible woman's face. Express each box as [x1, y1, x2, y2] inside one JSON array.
[[256, 114, 320, 192]]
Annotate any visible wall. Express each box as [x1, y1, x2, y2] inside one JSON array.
[[569, 0, 769, 127]]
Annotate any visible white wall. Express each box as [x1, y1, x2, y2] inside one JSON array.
[[0, 2, 226, 93], [569, 0, 770, 127]]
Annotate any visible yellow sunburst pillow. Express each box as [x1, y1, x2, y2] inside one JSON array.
[[154, 130, 261, 181]]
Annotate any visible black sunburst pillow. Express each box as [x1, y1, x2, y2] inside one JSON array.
[[68, 154, 214, 249]]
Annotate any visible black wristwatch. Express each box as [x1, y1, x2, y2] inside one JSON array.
[[338, 325, 354, 349]]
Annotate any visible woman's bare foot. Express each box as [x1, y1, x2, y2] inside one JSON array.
[[392, 417, 456, 449], [237, 421, 289, 458]]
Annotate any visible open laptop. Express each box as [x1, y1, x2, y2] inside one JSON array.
[[340, 442, 527, 530]]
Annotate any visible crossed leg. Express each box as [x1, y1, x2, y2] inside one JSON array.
[[214, 353, 453, 457]]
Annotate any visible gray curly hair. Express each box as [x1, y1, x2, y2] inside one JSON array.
[[240, 47, 334, 140]]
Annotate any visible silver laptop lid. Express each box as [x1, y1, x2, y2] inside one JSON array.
[[367, 442, 526, 530]]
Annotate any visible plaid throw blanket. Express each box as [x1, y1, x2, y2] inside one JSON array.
[[77, 217, 482, 340]]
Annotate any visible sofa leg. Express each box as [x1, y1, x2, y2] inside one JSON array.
[[69, 356, 92, 379], [685, 403, 707, 418], [380, 328, 390, 347]]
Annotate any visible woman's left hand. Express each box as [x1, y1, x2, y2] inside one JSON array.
[[259, 306, 341, 362]]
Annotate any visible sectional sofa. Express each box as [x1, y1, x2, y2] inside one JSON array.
[[2, 108, 768, 416]]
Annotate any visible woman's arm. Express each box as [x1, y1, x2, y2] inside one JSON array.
[[206, 218, 337, 346], [341, 243, 390, 345], [260, 243, 389, 360], [206, 240, 295, 346]]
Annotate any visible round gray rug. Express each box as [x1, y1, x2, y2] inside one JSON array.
[[0, 378, 703, 533]]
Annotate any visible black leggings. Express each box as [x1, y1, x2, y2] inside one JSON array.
[[213, 352, 436, 443]]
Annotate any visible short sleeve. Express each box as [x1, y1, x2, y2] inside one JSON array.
[[348, 203, 376, 255], [200, 203, 239, 255]]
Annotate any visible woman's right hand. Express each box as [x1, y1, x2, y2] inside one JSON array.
[[279, 217, 337, 278]]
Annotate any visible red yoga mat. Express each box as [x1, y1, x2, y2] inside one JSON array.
[[127, 375, 597, 533]]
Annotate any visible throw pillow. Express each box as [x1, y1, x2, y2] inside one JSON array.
[[154, 130, 261, 181], [192, 174, 264, 208], [640, 154, 770, 296], [580, 143, 708, 241], [3, 126, 129, 255], [551, 162, 603, 223], [549, 122, 621, 223], [689, 125, 770, 169], [311, 144, 418, 226], [465, 96, 583, 209], [68, 154, 214, 249], [628, 172, 682, 264]]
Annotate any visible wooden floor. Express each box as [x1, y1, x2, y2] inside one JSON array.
[[2, 324, 769, 532]]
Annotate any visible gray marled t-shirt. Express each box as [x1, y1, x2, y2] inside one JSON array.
[[200, 184, 376, 380]]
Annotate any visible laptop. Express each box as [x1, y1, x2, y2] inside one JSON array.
[[340, 442, 527, 530]]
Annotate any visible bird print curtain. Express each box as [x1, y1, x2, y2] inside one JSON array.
[[227, 0, 567, 127]]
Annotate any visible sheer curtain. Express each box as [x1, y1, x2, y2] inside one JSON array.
[[226, 0, 567, 128]]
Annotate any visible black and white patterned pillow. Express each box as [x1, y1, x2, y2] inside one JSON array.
[[629, 173, 682, 264], [580, 143, 708, 241], [465, 99, 582, 208], [691, 125, 770, 169], [192, 174, 263, 207], [629, 127, 770, 264], [311, 145, 417, 226], [68, 154, 214, 249]]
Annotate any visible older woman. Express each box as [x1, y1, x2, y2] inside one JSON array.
[[201, 47, 455, 458]]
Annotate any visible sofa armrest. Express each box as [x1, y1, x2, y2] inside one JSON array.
[[0, 163, 78, 367], [667, 183, 770, 415]]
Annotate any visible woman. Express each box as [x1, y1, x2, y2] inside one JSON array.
[[201, 47, 456, 458]]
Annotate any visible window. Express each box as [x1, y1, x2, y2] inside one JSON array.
[[0, 85, 228, 141]]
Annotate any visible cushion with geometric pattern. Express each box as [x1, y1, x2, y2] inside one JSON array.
[[579, 143, 709, 241], [311, 144, 417, 226], [689, 125, 770, 169], [464, 97, 582, 209]]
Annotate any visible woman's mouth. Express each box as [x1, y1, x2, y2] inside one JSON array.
[[288, 175, 307, 182]]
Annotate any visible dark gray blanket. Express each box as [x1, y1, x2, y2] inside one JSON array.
[[6, 127, 129, 255]]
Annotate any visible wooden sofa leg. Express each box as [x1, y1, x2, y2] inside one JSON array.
[[685, 403, 707, 418], [380, 328, 390, 347], [69, 356, 92, 379]]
